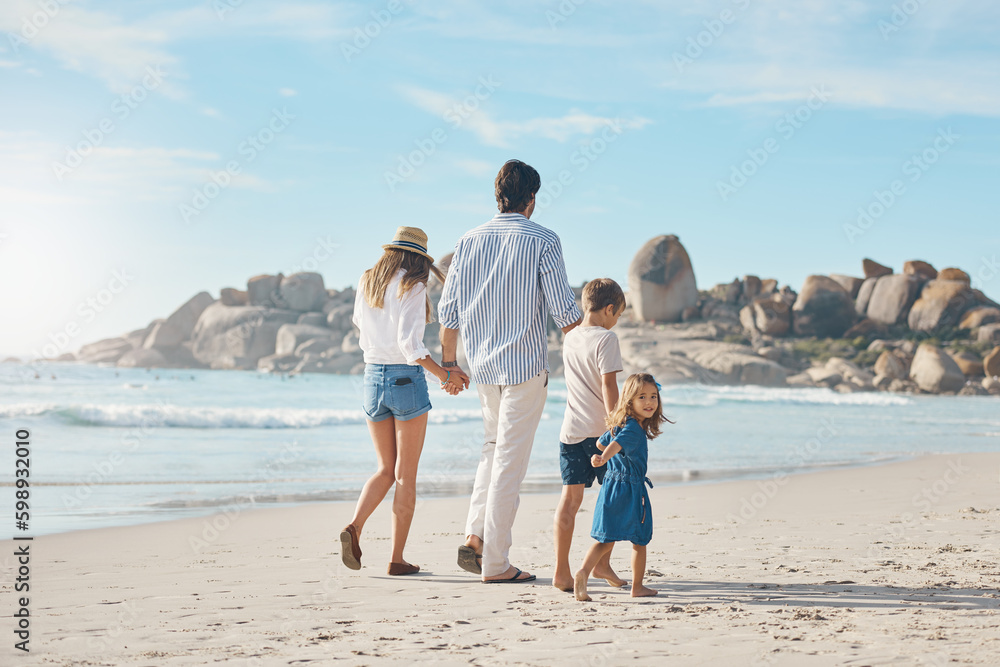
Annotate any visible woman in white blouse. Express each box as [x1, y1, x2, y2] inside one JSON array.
[[341, 227, 468, 576]]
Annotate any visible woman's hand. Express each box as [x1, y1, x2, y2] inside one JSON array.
[[440, 367, 469, 395]]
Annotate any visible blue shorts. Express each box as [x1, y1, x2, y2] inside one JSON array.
[[363, 364, 431, 423], [560, 438, 606, 487]]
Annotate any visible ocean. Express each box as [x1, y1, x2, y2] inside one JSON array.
[[2, 362, 998, 536]]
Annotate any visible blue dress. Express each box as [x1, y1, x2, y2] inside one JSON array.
[[591, 417, 653, 546]]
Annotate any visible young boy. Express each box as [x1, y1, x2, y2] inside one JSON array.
[[553, 278, 627, 592]]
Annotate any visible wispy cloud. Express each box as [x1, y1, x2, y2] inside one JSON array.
[[400, 85, 651, 147]]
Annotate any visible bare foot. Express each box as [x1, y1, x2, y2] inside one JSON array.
[[553, 568, 574, 592], [592, 565, 627, 588], [574, 570, 592, 601], [631, 584, 658, 598]]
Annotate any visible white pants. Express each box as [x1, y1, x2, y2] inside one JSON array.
[[465, 371, 548, 577]]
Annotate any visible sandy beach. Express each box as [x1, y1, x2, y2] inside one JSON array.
[[3, 453, 999, 666]]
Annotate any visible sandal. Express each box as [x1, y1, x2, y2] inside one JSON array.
[[457, 545, 482, 574], [340, 524, 362, 570]]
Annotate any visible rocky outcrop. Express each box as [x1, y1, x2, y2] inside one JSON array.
[[77, 337, 133, 364], [829, 274, 864, 299], [980, 324, 1000, 345], [938, 268, 970, 284], [275, 324, 337, 356], [874, 349, 909, 380], [909, 343, 965, 393], [855, 277, 877, 316], [985, 347, 1000, 378], [247, 274, 282, 306], [688, 345, 787, 387], [143, 292, 215, 350], [863, 259, 892, 279], [792, 276, 855, 337], [628, 235, 698, 323], [960, 307, 1000, 330], [947, 350, 984, 377], [903, 260, 937, 282], [190, 303, 300, 370], [866, 274, 920, 325], [220, 288, 248, 306], [278, 273, 327, 312], [907, 280, 977, 332], [740, 297, 791, 337], [117, 348, 168, 369]]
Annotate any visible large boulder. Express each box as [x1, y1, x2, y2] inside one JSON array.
[[297, 312, 327, 327], [628, 235, 698, 323], [979, 323, 1000, 345], [874, 350, 908, 380], [688, 345, 787, 386], [143, 291, 215, 350], [909, 343, 965, 393], [77, 337, 132, 364], [279, 273, 327, 312], [947, 350, 984, 377], [829, 274, 864, 299], [428, 252, 454, 291], [257, 353, 300, 373], [116, 348, 168, 369], [190, 302, 300, 369], [854, 277, 878, 316], [326, 303, 357, 333], [742, 275, 762, 303], [862, 259, 892, 279], [959, 307, 1000, 330], [791, 276, 855, 337], [247, 274, 283, 306], [985, 347, 1000, 378], [295, 336, 344, 357], [907, 280, 977, 332], [748, 297, 790, 336], [275, 324, 335, 356], [903, 260, 937, 282], [937, 268, 970, 284], [866, 274, 920, 325], [220, 288, 249, 306]]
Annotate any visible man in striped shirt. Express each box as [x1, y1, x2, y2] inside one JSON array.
[[439, 160, 582, 583]]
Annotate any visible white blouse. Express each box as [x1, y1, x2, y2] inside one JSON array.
[[352, 269, 431, 365]]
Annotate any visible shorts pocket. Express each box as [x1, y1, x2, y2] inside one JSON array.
[[387, 378, 418, 414], [362, 378, 380, 417]]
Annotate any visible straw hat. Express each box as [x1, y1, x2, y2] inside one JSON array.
[[383, 226, 434, 263]]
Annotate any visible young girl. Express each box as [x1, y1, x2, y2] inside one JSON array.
[[340, 226, 467, 576], [574, 372, 669, 601]]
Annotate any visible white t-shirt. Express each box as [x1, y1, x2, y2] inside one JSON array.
[[352, 269, 431, 365], [559, 326, 623, 444]]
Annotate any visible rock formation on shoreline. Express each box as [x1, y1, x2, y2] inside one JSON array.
[[56, 236, 1000, 397]]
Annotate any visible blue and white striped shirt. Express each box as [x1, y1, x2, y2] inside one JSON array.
[[438, 213, 582, 386]]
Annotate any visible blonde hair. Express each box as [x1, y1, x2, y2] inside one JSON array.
[[361, 248, 445, 323], [606, 372, 672, 440]]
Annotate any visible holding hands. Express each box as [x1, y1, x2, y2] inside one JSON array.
[[439, 365, 470, 396]]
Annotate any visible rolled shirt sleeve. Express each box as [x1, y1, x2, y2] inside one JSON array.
[[538, 237, 582, 328], [396, 282, 431, 363], [437, 247, 461, 330]]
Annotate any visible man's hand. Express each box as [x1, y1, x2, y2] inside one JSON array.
[[441, 365, 470, 395]]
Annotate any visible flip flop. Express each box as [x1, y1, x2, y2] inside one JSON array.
[[340, 524, 362, 571], [483, 568, 536, 584], [457, 545, 482, 574]]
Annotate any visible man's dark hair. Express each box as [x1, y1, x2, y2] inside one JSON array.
[[495, 160, 540, 213]]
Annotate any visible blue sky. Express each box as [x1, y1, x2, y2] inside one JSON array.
[[1, 0, 999, 357]]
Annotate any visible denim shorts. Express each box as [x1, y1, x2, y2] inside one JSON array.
[[559, 437, 606, 487], [363, 364, 432, 423]]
